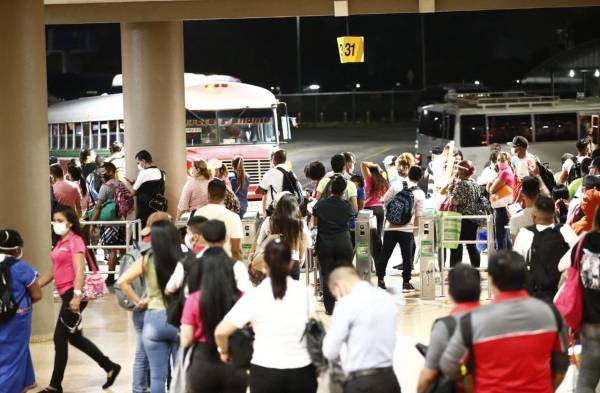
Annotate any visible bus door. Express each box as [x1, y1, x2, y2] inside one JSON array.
[[276, 102, 292, 142]]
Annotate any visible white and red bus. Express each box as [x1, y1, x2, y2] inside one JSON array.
[[48, 74, 292, 199]]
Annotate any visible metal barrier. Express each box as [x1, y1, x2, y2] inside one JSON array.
[[79, 219, 142, 274], [434, 214, 495, 299], [241, 211, 259, 265]]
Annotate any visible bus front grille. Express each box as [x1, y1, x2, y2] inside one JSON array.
[[223, 159, 271, 185]]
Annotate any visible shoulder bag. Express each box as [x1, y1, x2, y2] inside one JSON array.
[[81, 248, 108, 302], [554, 236, 585, 331]]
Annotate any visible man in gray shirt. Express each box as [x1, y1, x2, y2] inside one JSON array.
[[322, 266, 400, 393], [417, 264, 481, 393]]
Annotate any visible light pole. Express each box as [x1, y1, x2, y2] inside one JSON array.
[[308, 84, 320, 123]]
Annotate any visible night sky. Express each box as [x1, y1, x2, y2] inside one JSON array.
[[46, 6, 600, 99]]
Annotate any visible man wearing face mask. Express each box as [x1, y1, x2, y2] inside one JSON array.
[[129, 150, 166, 227]]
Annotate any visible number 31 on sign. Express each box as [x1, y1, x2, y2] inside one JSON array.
[[337, 36, 364, 63]]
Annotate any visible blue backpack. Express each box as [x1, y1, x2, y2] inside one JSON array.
[[385, 182, 417, 225]]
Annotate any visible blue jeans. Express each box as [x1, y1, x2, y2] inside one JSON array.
[[133, 310, 150, 393], [143, 309, 179, 393]]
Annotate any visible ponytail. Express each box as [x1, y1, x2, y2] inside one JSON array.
[[264, 239, 292, 299], [232, 155, 247, 189]]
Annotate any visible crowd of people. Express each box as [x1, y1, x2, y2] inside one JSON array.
[[0, 136, 599, 393]]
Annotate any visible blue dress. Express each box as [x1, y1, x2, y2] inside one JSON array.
[[0, 255, 37, 393], [230, 174, 250, 218]]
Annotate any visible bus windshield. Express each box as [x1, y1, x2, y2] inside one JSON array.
[[186, 108, 276, 146], [419, 110, 455, 139]]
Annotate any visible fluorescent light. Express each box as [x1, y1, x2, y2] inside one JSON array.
[[308, 84, 320, 91], [474, 80, 480, 86], [569, 69, 575, 78], [595, 69, 600, 78], [355, 83, 361, 89]]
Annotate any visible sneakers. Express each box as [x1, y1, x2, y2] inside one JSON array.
[[402, 282, 416, 292], [378, 279, 387, 290]]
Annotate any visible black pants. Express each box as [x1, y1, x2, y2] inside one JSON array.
[[50, 289, 114, 389], [344, 369, 401, 393], [316, 234, 353, 314], [187, 344, 247, 393], [494, 207, 510, 250], [378, 231, 415, 283], [249, 364, 317, 393], [450, 219, 480, 268], [366, 206, 384, 263]]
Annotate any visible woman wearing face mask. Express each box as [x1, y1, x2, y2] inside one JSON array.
[[0, 229, 42, 393], [487, 152, 515, 250], [177, 159, 211, 220], [38, 207, 120, 393]]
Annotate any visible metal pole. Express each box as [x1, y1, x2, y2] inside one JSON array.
[[551, 71, 555, 96], [420, 13, 427, 89], [352, 89, 356, 123], [486, 215, 495, 299], [440, 215, 446, 297], [296, 16, 302, 93]]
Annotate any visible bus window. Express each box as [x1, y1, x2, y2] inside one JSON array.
[[82, 122, 91, 149], [51, 124, 60, 150], [418, 110, 444, 138], [445, 114, 456, 140], [186, 127, 203, 146], [534, 113, 577, 142], [92, 123, 100, 149], [488, 115, 532, 144], [100, 122, 108, 149], [460, 115, 487, 147], [75, 123, 83, 149], [109, 120, 118, 147], [66, 123, 75, 150], [118, 121, 125, 144]]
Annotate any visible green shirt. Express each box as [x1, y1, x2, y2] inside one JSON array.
[[316, 174, 357, 200], [143, 255, 166, 310], [568, 178, 582, 200]]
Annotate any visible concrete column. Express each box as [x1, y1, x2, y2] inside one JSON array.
[[0, 0, 54, 338], [121, 22, 187, 219]]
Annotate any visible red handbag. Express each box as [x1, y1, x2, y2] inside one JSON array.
[[554, 237, 584, 332]]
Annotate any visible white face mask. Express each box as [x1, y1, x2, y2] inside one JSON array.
[[137, 164, 144, 172], [184, 234, 195, 250], [52, 222, 69, 237]]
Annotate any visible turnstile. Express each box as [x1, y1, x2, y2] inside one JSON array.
[[418, 209, 437, 300], [241, 211, 258, 265], [355, 210, 376, 282]]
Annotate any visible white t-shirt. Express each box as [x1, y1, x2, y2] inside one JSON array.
[[561, 155, 586, 178], [225, 277, 315, 369], [192, 204, 243, 257], [509, 207, 534, 238], [512, 223, 579, 260], [256, 217, 311, 262], [382, 179, 426, 232], [133, 167, 163, 191], [259, 164, 288, 207]]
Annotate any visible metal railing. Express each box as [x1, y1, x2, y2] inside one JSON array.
[[437, 214, 495, 299]]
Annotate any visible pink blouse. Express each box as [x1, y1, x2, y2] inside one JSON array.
[[178, 177, 210, 213]]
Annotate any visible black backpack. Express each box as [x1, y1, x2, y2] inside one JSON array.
[[385, 182, 417, 225], [536, 162, 556, 194], [567, 158, 582, 184], [268, 167, 303, 214], [525, 224, 570, 295], [0, 258, 23, 324]]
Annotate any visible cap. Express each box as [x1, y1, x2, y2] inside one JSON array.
[[583, 175, 599, 189], [382, 155, 396, 166], [430, 146, 444, 155], [507, 136, 528, 149], [140, 211, 172, 237], [576, 137, 591, 150], [207, 158, 223, 170]]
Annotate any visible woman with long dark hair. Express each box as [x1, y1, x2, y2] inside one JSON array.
[[229, 155, 250, 218], [250, 192, 309, 279], [39, 207, 120, 393], [180, 248, 247, 392], [215, 240, 317, 393], [117, 220, 182, 393], [67, 164, 90, 213], [361, 161, 389, 263]]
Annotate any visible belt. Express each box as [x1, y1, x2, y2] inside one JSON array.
[[346, 367, 394, 381]]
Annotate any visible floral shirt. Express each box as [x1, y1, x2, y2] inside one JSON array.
[[451, 179, 483, 215]]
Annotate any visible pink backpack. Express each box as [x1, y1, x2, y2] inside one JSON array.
[[107, 181, 134, 219]]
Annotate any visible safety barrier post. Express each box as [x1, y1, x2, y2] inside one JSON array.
[[241, 211, 259, 265], [418, 209, 436, 300], [355, 210, 375, 282], [486, 214, 496, 299]]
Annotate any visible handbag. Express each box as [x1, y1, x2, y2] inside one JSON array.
[[81, 250, 108, 302], [302, 281, 327, 369], [228, 326, 255, 369], [249, 232, 281, 286], [170, 346, 193, 393], [85, 200, 118, 221], [148, 194, 168, 212], [554, 237, 585, 331], [490, 185, 513, 209]]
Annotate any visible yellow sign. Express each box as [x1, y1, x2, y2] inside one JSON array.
[[337, 36, 364, 63]]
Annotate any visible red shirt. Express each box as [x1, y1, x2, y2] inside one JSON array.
[[51, 232, 87, 295], [53, 179, 82, 212], [181, 291, 208, 343]]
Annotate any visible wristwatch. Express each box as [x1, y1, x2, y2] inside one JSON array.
[[73, 289, 82, 297]]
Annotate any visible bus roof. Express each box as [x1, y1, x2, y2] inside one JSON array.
[[419, 97, 600, 116], [48, 81, 278, 123]]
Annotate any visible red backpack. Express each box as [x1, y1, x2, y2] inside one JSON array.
[[107, 181, 135, 219]]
